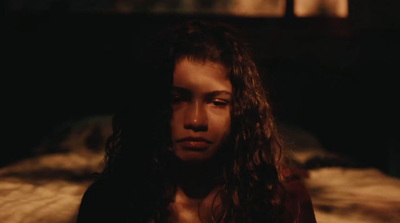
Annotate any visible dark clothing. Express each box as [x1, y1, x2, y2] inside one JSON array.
[[76, 179, 132, 223], [76, 178, 317, 223], [283, 178, 317, 223]]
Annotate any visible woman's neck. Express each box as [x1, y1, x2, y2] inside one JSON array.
[[174, 159, 223, 199], [170, 161, 224, 223]]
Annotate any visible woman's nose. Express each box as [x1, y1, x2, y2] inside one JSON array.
[[184, 100, 208, 131]]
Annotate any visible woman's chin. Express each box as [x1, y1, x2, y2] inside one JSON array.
[[174, 151, 214, 163]]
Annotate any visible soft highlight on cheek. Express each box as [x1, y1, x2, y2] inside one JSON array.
[[168, 58, 234, 162]]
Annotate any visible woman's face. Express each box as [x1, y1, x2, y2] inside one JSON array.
[[170, 57, 232, 163]]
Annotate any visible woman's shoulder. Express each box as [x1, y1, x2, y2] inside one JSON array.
[[76, 178, 129, 222], [281, 167, 317, 223], [79, 178, 117, 204]]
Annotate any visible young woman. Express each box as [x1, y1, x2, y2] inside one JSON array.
[[76, 20, 316, 223]]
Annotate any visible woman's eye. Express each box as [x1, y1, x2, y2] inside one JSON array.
[[172, 94, 190, 104], [211, 99, 230, 107], [172, 95, 183, 104]]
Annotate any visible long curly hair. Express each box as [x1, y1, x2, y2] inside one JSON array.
[[101, 20, 297, 223]]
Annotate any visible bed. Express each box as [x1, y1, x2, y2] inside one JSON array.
[[1, 115, 399, 223]]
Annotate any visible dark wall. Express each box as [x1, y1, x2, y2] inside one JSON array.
[[4, 6, 400, 177]]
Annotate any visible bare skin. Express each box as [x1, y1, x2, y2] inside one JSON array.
[[169, 162, 223, 223], [170, 57, 232, 163], [169, 58, 231, 222]]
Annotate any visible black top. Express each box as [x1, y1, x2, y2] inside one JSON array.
[[76, 179, 133, 223], [76, 177, 317, 223]]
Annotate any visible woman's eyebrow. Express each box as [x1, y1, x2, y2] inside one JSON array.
[[172, 86, 190, 94], [207, 91, 232, 97], [172, 87, 232, 96]]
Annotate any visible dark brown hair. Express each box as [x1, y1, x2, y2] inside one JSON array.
[[102, 20, 296, 223]]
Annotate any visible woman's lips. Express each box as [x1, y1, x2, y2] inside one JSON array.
[[180, 141, 210, 150], [177, 137, 211, 150]]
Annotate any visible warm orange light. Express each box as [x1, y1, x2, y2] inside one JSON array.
[[228, 0, 286, 17], [294, 0, 348, 17], [112, 0, 348, 18], [113, 0, 288, 17]]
